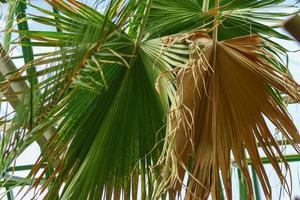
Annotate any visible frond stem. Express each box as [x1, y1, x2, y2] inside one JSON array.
[[212, 0, 219, 44], [202, 0, 210, 12], [134, 0, 152, 52]]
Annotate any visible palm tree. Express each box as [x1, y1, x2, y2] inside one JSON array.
[[0, 0, 300, 199]]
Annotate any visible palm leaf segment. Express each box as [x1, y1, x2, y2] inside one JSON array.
[[1, 0, 300, 199]]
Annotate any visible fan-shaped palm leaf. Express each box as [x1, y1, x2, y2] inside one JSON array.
[[158, 33, 300, 199], [0, 0, 178, 199]]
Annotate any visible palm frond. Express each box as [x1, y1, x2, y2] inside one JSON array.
[[147, 0, 297, 40], [0, 0, 180, 199], [157, 33, 300, 199]]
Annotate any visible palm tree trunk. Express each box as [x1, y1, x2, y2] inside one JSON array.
[[0, 45, 53, 148]]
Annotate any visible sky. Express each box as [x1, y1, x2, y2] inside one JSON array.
[[0, 0, 300, 199]]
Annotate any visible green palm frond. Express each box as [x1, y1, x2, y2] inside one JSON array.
[[0, 0, 180, 199], [148, 0, 296, 40]]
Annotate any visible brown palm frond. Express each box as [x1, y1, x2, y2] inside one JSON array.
[[162, 34, 300, 200]]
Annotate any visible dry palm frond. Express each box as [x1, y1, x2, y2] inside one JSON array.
[[160, 34, 300, 200]]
